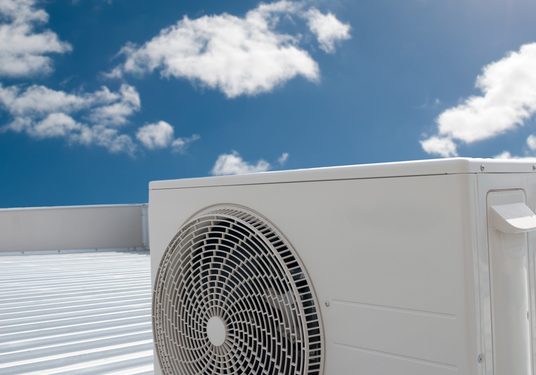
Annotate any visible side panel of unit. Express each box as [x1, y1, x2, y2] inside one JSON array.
[[149, 174, 479, 375], [476, 173, 536, 375]]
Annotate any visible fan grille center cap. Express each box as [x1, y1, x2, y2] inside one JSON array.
[[206, 316, 227, 346]]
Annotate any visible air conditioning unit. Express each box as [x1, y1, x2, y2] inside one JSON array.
[[149, 158, 536, 375]]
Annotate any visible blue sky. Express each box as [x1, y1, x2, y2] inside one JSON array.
[[0, 0, 535, 207]]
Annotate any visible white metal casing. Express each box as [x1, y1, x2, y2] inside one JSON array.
[[149, 158, 536, 375]]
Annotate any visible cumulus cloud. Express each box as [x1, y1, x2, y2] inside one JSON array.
[[421, 42, 536, 157], [136, 120, 198, 152], [211, 151, 271, 176], [0, 0, 71, 77], [420, 136, 457, 157], [111, 1, 350, 98], [305, 9, 351, 53], [0, 84, 140, 154], [136, 121, 174, 149]]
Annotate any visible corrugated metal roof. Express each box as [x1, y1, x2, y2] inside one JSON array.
[[0, 250, 154, 374]]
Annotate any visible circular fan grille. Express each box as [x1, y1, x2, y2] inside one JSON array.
[[153, 206, 323, 375]]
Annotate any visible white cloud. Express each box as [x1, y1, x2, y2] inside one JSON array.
[[136, 120, 198, 152], [32, 112, 81, 138], [170, 134, 200, 153], [420, 136, 458, 157], [82, 125, 137, 155], [0, 83, 197, 155], [89, 84, 141, 126], [136, 121, 174, 149], [0, 84, 141, 154], [422, 42, 536, 156], [305, 9, 351, 53], [0, 84, 87, 115], [527, 134, 536, 151], [111, 1, 350, 98], [493, 134, 536, 161], [211, 151, 271, 175], [277, 151, 289, 165], [0, 0, 71, 77], [494, 151, 513, 159], [494, 151, 536, 162]]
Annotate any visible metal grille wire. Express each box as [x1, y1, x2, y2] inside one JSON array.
[[153, 206, 323, 375]]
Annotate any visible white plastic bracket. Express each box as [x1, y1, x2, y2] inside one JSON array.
[[491, 202, 536, 234]]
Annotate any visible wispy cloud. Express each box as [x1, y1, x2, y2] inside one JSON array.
[[421, 42, 536, 157], [0, 0, 71, 77], [305, 9, 351, 53], [0, 83, 198, 155], [109, 1, 350, 98], [0, 84, 144, 155], [88, 85, 140, 126], [169, 134, 200, 153], [277, 151, 289, 165]]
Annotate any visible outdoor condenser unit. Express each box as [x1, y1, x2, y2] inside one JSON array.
[[149, 158, 536, 375]]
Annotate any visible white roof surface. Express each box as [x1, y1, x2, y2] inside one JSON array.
[[0, 250, 153, 375], [150, 157, 536, 190]]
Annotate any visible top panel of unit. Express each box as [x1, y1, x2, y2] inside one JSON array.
[[150, 158, 536, 190]]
